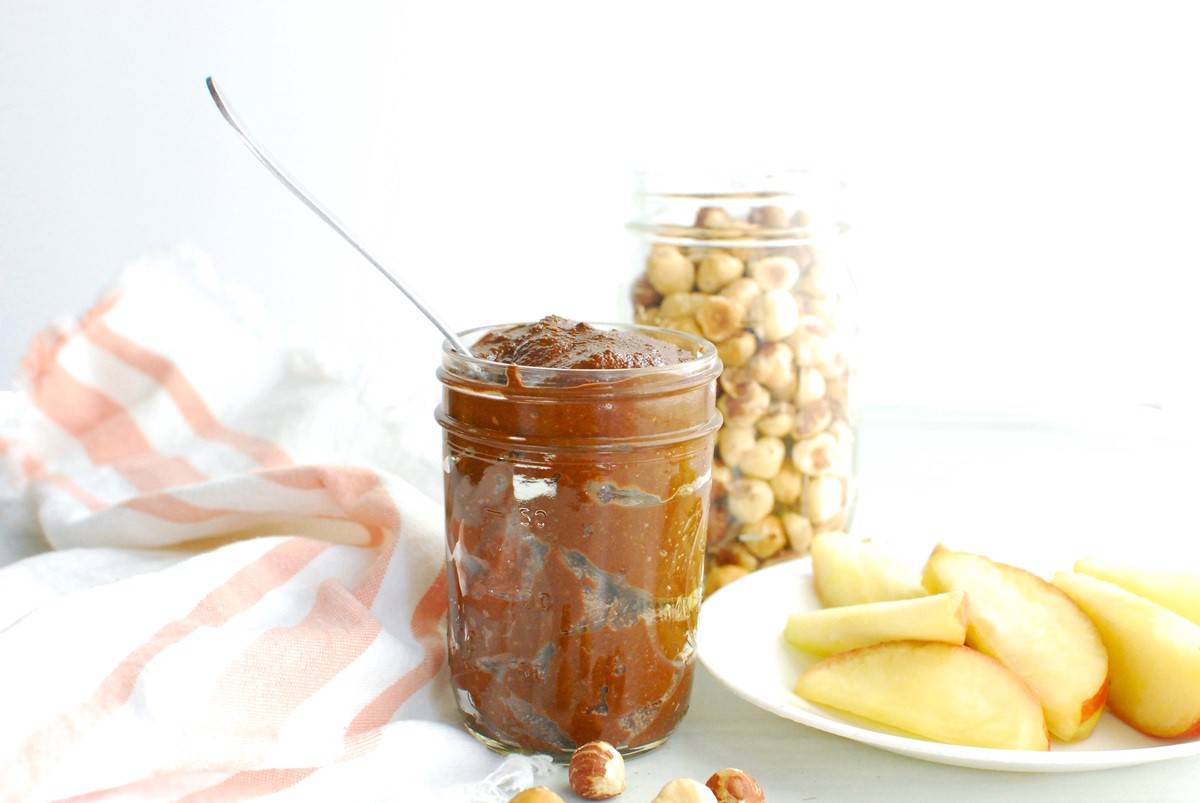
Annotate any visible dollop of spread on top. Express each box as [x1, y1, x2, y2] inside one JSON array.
[[472, 315, 693, 369]]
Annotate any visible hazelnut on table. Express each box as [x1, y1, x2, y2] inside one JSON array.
[[652, 777, 720, 803], [706, 768, 766, 803], [569, 741, 626, 800]]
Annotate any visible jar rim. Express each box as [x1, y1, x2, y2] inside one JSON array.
[[440, 321, 720, 389]]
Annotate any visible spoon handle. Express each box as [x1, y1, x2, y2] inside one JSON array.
[[205, 76, 473, 356]]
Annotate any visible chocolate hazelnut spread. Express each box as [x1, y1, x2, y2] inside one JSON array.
[[436, 320, 721, 756], [473, 315, 693, 369]]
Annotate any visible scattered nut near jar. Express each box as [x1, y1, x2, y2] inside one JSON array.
[[630, 172, 857, 594], [508, 787, 565, 803], [705, 768, 766, 803], [651, 777, 720, 803], [568, 741, 627, 800]]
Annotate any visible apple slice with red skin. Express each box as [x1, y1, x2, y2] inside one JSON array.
[[795, 640, 1050, 750], [811, 531, 926, 608], [923, 547, 1109, 742], [1054, 571, 1200, 740], [1075, 558, 1200, 626], [785, 591, 968, 656]]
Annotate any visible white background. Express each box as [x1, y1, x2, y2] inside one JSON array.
[[4, 0, 1200, 422]]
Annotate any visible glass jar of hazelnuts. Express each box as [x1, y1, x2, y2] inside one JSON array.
[[629, 171, 858, 595]]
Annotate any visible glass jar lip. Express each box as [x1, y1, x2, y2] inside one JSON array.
[[440, 321, 720, 387], [632, 166, 844, 199], [629, 167, 847, 246]]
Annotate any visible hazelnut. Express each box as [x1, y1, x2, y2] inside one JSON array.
[[719, 277, 762, 310], [749, 256, 801, 291], [718, 426, 757, 467], [508, 788, 564, 803], [718, 383, 770, 426], [825, 376, 850, 407], [794, 399, 833, 439], [705, 563, 749, 595], [795, 367, 827, 405], [750, 290, 801, 341], [756, 401, 796, 438], [782, 511, 815, 553], [750, 205, 790, 229], [727, 478, 775, 522], [719, 542, 760, 571], [695, 206, 733, 229], [719, 366, 756, 398], [696, 296, 745, 341], [647, 244, 696, 295], [785, 316, 832, 367], [660, 291, 708, 318], [737, 515, 787, 559], [766, 374, 798, 403], [800, 263, 836, 298], [706, 503, 733, 548], [769, 463, 804, 506], [711, 459, 734, 489], [815, 346, 848, 380], [569, 741, 626, 800], [697, 252, 745, 292], [792, 431, 842, 476], [749, 342, 796, 391], [737, 436, 786, 480], [634, 306, 663, 326], [632, 277, 662, 309], [652, 778, 719, 803], [804, 474, 845, 526], [716, 332, 758, 368], [706, 768, 765, 803], [791, 208, 812, 227], [662, 316, 703, 337]]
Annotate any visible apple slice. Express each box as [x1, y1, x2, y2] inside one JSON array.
[[794, 641, 1049, 750], [811, 531, 927, 607], [923, 547, 1109, 741], [1075, 557, 1200, 626], [1054, 571, 1200, 739], [784, 591, 968, 655]]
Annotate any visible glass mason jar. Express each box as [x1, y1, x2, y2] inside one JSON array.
[[435, 324, 721, 758], [628, 171, 858, 595]]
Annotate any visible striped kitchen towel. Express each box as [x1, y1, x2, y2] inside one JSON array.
[[0, 252, 540, 802]]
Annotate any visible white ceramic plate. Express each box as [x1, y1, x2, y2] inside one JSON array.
[[696, 557, 1200, 772]]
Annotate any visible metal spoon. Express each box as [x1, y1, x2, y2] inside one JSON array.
[[205, 76, 473, 356]]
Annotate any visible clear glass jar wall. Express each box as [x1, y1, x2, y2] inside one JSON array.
[[628, 172, 858, 595]]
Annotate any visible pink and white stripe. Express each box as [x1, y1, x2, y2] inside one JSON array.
[[0, 256, 493, 802]]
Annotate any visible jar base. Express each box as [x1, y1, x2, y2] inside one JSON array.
[[463, 721, 670, 763]]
